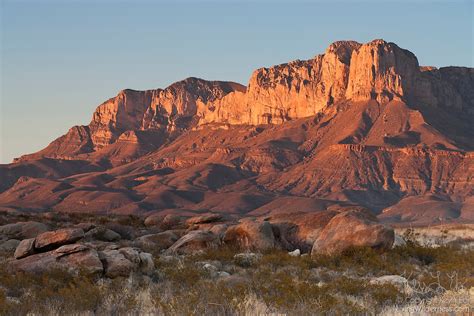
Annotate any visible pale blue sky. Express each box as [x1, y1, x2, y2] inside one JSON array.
[[1, 0, 473, 163]]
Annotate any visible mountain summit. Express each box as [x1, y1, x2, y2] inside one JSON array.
[[1, 39, 473, 225]]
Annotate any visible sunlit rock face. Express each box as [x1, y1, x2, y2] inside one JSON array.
[[199, 39, 473, 125]]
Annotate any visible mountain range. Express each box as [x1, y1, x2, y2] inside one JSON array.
[[1, 39, 473, 226]]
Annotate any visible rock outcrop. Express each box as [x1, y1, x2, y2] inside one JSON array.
[[34, 228, 84, 251], [312, 208, 394, 255], [9, 227, 154, 278], [0, 222, 50, 240], [135, 231, 179, 252], [10, 244, 103, 276], [167, 230, 220, 254], [198, 39, 473, 125], [16, 78, 245, 162], [223, 220, 276, 250]]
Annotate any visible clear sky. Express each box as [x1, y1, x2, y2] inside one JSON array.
[[1, 0, 473, 163]]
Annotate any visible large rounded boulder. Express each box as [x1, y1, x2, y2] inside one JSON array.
[[223, 219, 276, 251], [311, 208, 394, 256]]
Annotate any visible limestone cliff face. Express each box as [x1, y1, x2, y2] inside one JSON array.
[[90, 77, 244, 149], [16, 78, 244, 162], [345, 39, 419, 103], [90, 89, 156, 148], [415, 66, 474, 112], [199, 40, 362, 125], [142, 78, 244, 131], [199, 39, 473, 125]]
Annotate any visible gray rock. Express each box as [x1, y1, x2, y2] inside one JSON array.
[[10, 245, 103, 276], [85, 227, 121, 242], [370, 275, 413, 295], [217, 271, 230, 278], [14, 238, 35, 259], [234, 252, 262, 267], [288, 249, 301, 257], [1, 239, 21, 253], [99, 249, 136, 278], [119, 247, 141, 264], [75, 223, 96, 232], [167, 230, 219, 254], [0, 221, 49, 240], [135, 231, 178, 252], [138, 252, 155, 275], [392, 234, 407, 248]]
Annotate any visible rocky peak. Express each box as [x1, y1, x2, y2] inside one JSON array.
[[199, 39, 473, 126], [199, 39, 424, 125], [346, 39, 420, 104], [324, 40, 362, 64], [89, 88, 157, 148]]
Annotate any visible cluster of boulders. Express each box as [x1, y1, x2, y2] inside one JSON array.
[[140, 206, 394, 256], [0, 207, 395, 279], [1, 223, 154, 278]]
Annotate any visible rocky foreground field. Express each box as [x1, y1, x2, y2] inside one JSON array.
[[0, 211, 472, 315]]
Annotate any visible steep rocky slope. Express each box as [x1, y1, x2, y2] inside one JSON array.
[[1, 39, 473, 225]]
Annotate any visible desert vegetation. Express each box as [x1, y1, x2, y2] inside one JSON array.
[[1, 231, 472, 315]]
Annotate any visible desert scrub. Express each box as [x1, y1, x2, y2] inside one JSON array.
[[151, 278, 250, 315], [0, 266, 102, 314], [0, 265, 141, 315], [0, 239, 472, 315]]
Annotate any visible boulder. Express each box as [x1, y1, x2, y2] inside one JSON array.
[[209, 224, 228, 237], [105, 223, 136, 240], [144, 213, 164, 227], [269, 210, 339, 252], [10, 245, 103, 276], [75, 222, 96, 232], [144, 214, 185, 230], [0, 239, 20, 253], [217, 271, 230, 278], [118, 247, 141, 264], [135, 231, 179, 252], [311, 209, 394, 256], [186, 214, 223, 226], [55, 245, 104, 275], [161, 214, 186, 230], [392, 234, 407, 248], [0, 221, 49, 240], [99, 249, 136, 278], [138, 252, 155, 275], [85, 226, 121, 242], [233, 252, 262, 267], [14, 238, 35, 259], [54, 244, 89, 256], [167, 230, 219, 254], [34, 228, 84, 251], [223, 220, 275, 250], [288, 249, 301, 257], [370, 275, 413, 295]]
